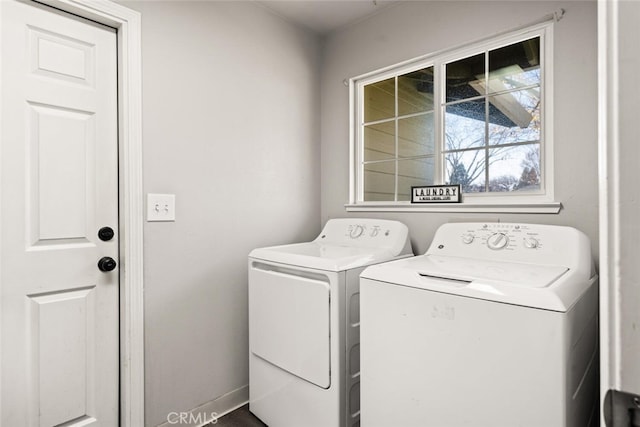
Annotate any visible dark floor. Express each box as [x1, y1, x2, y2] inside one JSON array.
[[215, 404, 266, 427]]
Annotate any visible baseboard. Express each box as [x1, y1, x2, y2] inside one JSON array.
[[157, 385, 249, 427]]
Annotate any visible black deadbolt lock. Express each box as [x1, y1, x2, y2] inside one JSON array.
[[98, 226, 115, 241], [98, 257, 117, 272]]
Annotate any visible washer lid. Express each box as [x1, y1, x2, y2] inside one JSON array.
[[250, 242, 398, 271], [417, 255, 568, 288], [361, 255, 593, 312]]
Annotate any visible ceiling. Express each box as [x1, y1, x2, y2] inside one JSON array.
[[259, 0, 400, 35]]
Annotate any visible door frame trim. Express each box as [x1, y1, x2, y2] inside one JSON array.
[[598, 0, 616, 416], [28, 0, 145, 425]]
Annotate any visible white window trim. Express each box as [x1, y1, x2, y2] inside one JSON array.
[[347, 21, 560, 214]]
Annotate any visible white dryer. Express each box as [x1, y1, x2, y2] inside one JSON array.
[[249, 218, 412, 427], [360, 222, 598, 427]]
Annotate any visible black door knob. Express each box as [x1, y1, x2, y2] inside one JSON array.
[[98, 226, 115, 241], [98, 256, 117, 272]]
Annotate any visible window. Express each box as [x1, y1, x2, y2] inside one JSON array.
[[349, 23, 558, 212]]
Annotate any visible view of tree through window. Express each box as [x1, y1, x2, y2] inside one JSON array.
[[443, 37, 542, 193]]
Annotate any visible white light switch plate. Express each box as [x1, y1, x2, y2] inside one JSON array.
[[147, 193, 176, 222]]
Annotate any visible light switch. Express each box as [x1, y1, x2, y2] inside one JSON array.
[[147, 193, 176, 222]]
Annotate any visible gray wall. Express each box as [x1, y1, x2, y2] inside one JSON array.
[[120, 2, 321, 425], [113, 1, 597, 425], [320, 1, 599, 257]]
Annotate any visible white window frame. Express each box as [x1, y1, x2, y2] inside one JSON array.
[[347, 22, 560, 213]]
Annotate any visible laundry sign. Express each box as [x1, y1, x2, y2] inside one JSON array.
[[411, 185, 461, 204]]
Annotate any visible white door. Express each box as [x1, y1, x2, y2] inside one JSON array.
[[0, 1, 119, 425]]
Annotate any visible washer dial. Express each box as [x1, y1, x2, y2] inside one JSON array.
[[523, 237, 539, 249], [486, 232, 509, 250], [461, 233, 475, 244]]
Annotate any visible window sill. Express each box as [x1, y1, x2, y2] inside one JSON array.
[[344, 201, 562, 214]]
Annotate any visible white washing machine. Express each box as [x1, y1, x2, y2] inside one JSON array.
[[249, 218, 413, 427], [360, 222, 598, 427]]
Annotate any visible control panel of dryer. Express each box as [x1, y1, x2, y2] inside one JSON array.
[[313, 218, 411, 255], [426, 222, 592, 271], [345, 223, 389, 240]]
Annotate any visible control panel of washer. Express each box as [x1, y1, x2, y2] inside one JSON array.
[[458, 223, 543, 251], [426, 222, 592, 269]]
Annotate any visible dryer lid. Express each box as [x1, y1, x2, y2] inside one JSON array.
[[249, 218, 413, 271], [250, 242, 399, 271]]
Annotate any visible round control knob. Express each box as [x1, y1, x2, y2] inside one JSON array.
[[486, 232, 509, 250], [98, 256, 117, 272], [523, 237, 539, 249], [349, 225, 364, 239], [461, 233, 475, 244]]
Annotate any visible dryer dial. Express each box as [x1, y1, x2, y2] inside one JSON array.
[[486, 232, 509, 250], [349, 225, 365, 239]]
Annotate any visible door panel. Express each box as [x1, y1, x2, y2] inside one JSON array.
[[249, 263, 331, 389], [32, 31, 93, 83], [1, 1, 119, 425], [28, 102, 95, 244], [29, 287, 97, 427]]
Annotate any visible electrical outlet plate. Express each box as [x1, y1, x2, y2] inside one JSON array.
[[147, 193, 176, 222]]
